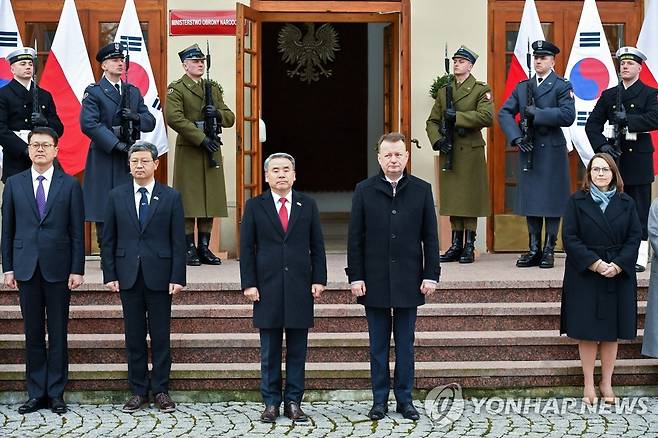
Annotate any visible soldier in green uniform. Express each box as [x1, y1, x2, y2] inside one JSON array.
[[426, 46, 493, 263], [165, 44, 235, 266]]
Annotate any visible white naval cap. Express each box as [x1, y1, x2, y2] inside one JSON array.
[[6, 47, 37, 64], [615, 46, 647, 63]]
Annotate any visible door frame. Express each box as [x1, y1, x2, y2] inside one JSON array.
[[235, 0, 411, 248]]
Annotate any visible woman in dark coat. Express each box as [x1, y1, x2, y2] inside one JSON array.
[[560, 153, 641, 405]]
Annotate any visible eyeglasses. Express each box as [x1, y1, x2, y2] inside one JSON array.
[[28, 143, 55, 150], [129, 159, 154, 166], [591, 167, 612, 174]]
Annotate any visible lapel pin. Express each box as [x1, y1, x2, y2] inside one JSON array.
[[153, 196, 159, 201], [296, 201, 302, 206]]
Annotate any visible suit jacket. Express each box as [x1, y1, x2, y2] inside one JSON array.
[[80, 77, 156, 221], [560, 190, 640, 341], [346, 171, 440, 308], [101, 181, 186, 291], [498, 71, 576, 217], [585, 80, 658, 186], [1, 167, 84, 282], [0, 79, 63, 182], [239, 189, 327, 329]]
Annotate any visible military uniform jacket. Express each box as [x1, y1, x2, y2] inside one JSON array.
[[80, 77, 155, 222], [498, 71, 576, 217], [166, 74, 235, 218], [425, 74, 493, 217], [0, 79, 63, 182], [585, 80, 658, 186]]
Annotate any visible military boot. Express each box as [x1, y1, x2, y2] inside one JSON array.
[[186, 234, 201, 266], [516, 233, 542, 267], [440, 230, 464, 262], [539, 233, 557, 269], [459, 230, 476, 264], [198, 232, 222, 265]]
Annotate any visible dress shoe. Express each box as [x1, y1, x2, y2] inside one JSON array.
[[367, 403, 388, 420], [539, 233, 557, 269], [459, 230, 476, 264], [635, 264, 646, 273], [50, 397, 68, 414], [283, 401, 308, 422], [186, 234, 201, 266], [396, 402, 420, 420], [440, 230, 463, 262], [260, 404, 279, 423], [122, 394, 149, 413], [516, 233, 542, 267], [198, 232, 222, 265], [155, 392, 176, 413], [18, 397, 47, 414], [599, 385, 618, 405]]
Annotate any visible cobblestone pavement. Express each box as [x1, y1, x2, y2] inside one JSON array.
[[2, 398, 658, 437]]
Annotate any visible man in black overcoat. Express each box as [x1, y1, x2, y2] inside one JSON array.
[[585, 46, 658, 272], [2, 127, 84, 414], [346, 132, 440, 421], [240, 152, 327, 423]]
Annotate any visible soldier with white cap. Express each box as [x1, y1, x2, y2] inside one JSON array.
[[0, 47, 63, 182], [586, 46, 658, 272]]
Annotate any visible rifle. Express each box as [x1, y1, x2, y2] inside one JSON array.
[[31, 39, 41, 128], [202, 41, 221, 169], [520, 40, 534, 172], [612, 76, 624, 161], [119, 44, 139, 147], [441, 44, 455, 172]]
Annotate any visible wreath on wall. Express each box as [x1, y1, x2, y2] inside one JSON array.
[[429, 74, 453, 100]]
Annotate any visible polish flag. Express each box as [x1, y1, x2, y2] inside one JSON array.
[[40, 0, 94, 175], [0, 0, 23, 167], [637, 0, 658, 174], [115, 0, 168, 155], [563, 0, 617, 165], [501, 0, 545, 103]]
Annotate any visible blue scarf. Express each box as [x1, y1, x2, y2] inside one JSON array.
[[590, 185, 616, 212]]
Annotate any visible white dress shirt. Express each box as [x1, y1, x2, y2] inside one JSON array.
[[271, 190, 292, 220], [31, 165, 55, 200], [134, 180, 156, 219]]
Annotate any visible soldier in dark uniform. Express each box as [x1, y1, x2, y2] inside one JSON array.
[[165, 44, 235, 266], [80, 43, 156, 250], [426, 46, 493, 264], [0, 47, 63, 182], [498, 40, 576, 269], [585, 46, 658, 272]]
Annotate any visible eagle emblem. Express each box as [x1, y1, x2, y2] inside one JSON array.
[[277, 23, 340, 84]]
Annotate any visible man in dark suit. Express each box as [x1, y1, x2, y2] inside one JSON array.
[[2, 127, 84, 414], [81, 42, 156, 252], [0, 47, 63, 182], [585, 46, 658, 272], [498, 40, 576, 269], [101, 141, 185, 413], [346, 132, 440, 421], [240, 152, 327, 423]]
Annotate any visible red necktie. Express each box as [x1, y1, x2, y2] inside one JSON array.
[[279, 198, 289, 232]]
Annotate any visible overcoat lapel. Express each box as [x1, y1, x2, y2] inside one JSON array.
[[452, 75, 476, 104], [285, 191, 303, 238], [259, 190, 285, 237], [534, 71, 557, 99], [577, 192, 617, 241], [100, 77, 121, 105], [182, 75, 204, 100]]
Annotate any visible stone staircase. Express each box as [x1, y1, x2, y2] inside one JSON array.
[[1, 255, 657, 396]]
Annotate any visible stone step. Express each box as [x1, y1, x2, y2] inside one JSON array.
[[2, 286, 646, 306], [1, 359, 658, 391], [0, 303, 648, 334], [0, 330, 647, 364]]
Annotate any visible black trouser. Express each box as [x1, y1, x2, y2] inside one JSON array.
[[625, 184, 651, 241], [259, 328, 308, 406], [526, 216, 560, 236], [365, 306, 417, 405], [18, 264, 71, 399], [120, 267, 172, 396]]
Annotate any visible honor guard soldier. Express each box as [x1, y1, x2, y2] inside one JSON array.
[[426, 45, 493, 263], [80, 42, 156, 251], [165, 44, 235, 266], [0, 47, 63, 182], [499, 40, 576, 269], [585, 47, 658, 272]]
